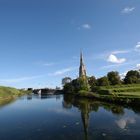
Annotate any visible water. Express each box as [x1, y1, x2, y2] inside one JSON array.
[[0, 94, 140, 140]]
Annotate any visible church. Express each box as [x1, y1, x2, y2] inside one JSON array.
[[79, 52, 87, 78]]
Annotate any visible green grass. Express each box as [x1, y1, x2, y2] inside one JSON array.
[[76, 84, 140, 105], [96, 84, 140, 98], [0, 86, 30, 107], [0, 86, 29, 100]]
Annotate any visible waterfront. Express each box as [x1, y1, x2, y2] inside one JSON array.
[[0, 94, 140, 140]]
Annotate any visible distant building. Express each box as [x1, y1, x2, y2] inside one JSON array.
[[27, 88, 33, 91], [62, 77, 72, 85], [79, 52, 87, 78]]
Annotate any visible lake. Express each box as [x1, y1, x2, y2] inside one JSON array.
[[0, 94, 140, 140]]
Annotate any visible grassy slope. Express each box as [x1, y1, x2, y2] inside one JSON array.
[[100, 84, 140, 98], [0, 86, 31, 107], [0, 86, 28, 100], [76, 84, 140, 105]]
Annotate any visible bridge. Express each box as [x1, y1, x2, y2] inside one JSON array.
[[32, 88, 62, 95]]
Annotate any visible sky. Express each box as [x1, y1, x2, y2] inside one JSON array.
[[0, 0, 140, 88]]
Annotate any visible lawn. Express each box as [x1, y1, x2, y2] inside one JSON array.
[[77, 84, 140, 104]]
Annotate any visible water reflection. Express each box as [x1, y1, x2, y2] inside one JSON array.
[[0, 98, 16, 108], [38, 94, 61, 100], [27, 94, 32, 100], [116, 117, 136, 129], [63, 94, 140, 140], [0, 94, 140, 140]]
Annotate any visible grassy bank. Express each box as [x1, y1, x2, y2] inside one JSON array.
[[95, 84, 140, 98], [0, 86, 29, 101], [72, 84, 140, 105]]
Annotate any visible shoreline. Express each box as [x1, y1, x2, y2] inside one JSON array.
[[63, 84, 140, 105], [0, 86, 31, 105], [64, 90, 140, 106]]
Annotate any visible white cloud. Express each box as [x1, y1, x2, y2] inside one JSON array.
[[112, 50, 130, 55], [135, 42, 140, 51], [107, 54, 126, 64], [0, 75, 44, 83], [136, 64, 140, 69], [43, 62, 54, 66], [78, 24, 91, 30], [96, 49, 129, 59], [101, 64, 122, 69], [49, 67, 77, 76], [82, 24, 91, 29], [34, 61, 55, 67], [122, 7, 135, 14], [120, 71, 127, 79]]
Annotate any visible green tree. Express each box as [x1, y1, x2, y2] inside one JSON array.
[[97, 76, 110, 86], [63, 77, 89, 93], [88, 76, 96, 87], [77, 77, 89, 91], [107, 71, 121, 85], [124, 70, 140, 84], [63, 83, 74, 93], [71, 79, 80, 92]]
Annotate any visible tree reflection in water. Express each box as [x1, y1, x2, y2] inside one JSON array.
[[62, 94, 128, 140]]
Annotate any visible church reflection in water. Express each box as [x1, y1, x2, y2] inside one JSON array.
[[62, 94, 126, 140]]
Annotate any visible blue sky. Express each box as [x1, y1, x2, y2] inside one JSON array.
[[0, 0, 140, 88]]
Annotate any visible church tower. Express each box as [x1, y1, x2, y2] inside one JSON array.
[[79, 52, 87, 78]]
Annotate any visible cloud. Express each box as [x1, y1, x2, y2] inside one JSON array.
[[101, 64, 122, 69], [136, 64, 140, 69], [35, 61, 55, 66], [101, 62, 128, 70], [0, 75, 44, 83], [49, 67, 77, 76], [107, 54, 126, 64], [78, 24, 91, 30], [135, 42, 140, 51], [116, 117, 136, 129], [120, 71, 127, 79], [111, 50, 130, 55], [95, 50, 129, 61], [82, 24, 91, 29], [101, 59, 140, 70], [43, 62, 54, 66], [121, 7, 135, 14]]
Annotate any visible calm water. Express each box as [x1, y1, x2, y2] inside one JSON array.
[[0, 94, 140, 140]]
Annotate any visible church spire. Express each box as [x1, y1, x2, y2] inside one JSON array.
[[79, 52, 87, 77]]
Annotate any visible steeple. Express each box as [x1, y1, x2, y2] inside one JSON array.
[[79, 52, 87, 77]]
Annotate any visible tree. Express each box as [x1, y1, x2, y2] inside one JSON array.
[[63, 83, 74, 93], [71, 79, 80, 92], [77, 77, 89, 91], [62, 77, 72, 85], [97, 76, 109, 86], [107, 71, 121, 85], [88, 76, 96, 87], [63, 77, 89, 93], [124, 70, 140, 84]]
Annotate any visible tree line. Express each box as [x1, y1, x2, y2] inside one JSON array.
[[62, 70, 140, 93]]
